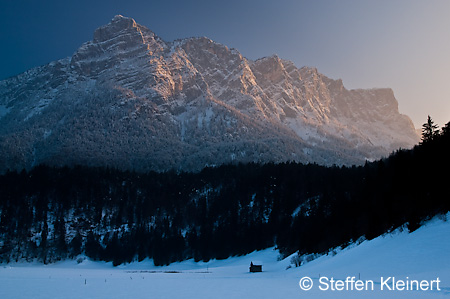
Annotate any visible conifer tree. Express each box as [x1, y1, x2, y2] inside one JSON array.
[[442, 121, 450, 136], [421, 115, 440, 144]]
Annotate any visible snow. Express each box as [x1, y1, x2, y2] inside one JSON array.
[[0, 104, 11, 119], [1, 215, 449, 298], [24, 98, 52, 121]]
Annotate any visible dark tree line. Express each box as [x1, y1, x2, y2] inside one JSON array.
[[0, 120, 449, 266]]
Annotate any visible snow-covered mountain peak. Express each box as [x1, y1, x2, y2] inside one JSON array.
[[112, 14, 128, 21], [0, 16, 420, 172], [93, 14, 141, 43]]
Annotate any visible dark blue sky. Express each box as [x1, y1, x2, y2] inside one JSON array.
[[1, 0, 449, 127]]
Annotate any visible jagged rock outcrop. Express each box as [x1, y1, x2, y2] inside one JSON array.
[[0, 15, 419, 172]]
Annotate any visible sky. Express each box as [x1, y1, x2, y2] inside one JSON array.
[[0, 0, 449, 128]]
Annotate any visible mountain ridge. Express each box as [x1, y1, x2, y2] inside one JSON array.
[[0, 15, 419, 172]]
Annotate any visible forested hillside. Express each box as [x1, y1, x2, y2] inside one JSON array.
[[0, 122, 448, 266]]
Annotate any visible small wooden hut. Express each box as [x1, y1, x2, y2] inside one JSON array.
[[249, 261, 262, 272]]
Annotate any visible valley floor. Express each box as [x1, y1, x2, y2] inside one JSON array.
[[1, 215, 450, 299]]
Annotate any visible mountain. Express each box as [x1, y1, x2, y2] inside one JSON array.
[[0, 15, 419, 172]]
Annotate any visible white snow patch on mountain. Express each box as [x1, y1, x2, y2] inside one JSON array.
[[0, 105, 10, 120]]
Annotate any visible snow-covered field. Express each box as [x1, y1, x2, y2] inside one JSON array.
[[1, 215, 450, 298]]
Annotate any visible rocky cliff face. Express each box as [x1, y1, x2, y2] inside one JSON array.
[[0, 15, 419, 172]]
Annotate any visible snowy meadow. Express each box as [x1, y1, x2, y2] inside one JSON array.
[[1, 215, 449, 299]]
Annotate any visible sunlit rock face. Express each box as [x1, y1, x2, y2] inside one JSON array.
[[0, 15, 419, 172]]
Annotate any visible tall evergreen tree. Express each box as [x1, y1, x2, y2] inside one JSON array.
[[421, 115, 440, 144]]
